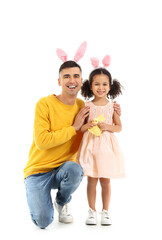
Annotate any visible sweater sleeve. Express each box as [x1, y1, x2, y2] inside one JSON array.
[[33, 99, 76, 150]]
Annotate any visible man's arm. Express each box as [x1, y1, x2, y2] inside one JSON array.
[[33, 100, 77, 150], [34, 101, 89, 150]]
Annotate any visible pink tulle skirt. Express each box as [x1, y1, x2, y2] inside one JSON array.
[[76, 131, 125, 178]]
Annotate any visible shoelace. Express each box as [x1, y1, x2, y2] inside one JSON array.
[[88, 208, 96, 218], [100, 210, 110, 219], [62, 204, 71, 216]]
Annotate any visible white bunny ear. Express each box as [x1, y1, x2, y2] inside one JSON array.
[[102, 55, 111, 67], [74, 41, 87, 62], [56, 48, 68, 62]]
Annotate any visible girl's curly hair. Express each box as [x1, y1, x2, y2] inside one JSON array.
[[81, 68, 123, 100]]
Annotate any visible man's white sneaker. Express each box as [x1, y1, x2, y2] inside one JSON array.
[[54, 200, 73, 223], [86, 208, 97, 225], [100, 209, 112, 225]]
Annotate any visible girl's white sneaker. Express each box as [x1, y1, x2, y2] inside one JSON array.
[[100, 209, 112, 225], [86, 208, 97, 225]]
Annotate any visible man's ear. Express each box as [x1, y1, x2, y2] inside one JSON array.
[[81, 78, 83, 86], [58, 78, 61, 86]]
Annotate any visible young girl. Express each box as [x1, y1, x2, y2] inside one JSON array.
[[76, 67, 125, 225]]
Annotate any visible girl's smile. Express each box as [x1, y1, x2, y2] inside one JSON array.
[[91, 74, 110, 99], [97, 90, 106, 95]]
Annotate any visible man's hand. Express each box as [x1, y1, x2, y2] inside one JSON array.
[[73, 106, 90, 131], [113, 101, 121, 116]]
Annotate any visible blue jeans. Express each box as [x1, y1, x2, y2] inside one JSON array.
[[24, 161, 83, 229]]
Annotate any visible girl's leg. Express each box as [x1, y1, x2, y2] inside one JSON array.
[[99, 178, 111, 210], [87, 177, 98, 210]]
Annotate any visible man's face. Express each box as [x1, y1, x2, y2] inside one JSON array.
[[58, 67, 83, 96]]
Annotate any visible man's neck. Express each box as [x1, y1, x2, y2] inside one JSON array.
[[56, 94, 77, 105]]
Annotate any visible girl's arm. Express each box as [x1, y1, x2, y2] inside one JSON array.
[[98, 111, 122, 133], [80, 115, 96, 132], [80, 121, 95, 132]]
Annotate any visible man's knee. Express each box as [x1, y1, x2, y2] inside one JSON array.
[[32, 211, 53, 229], [65, 161, 83, 183]]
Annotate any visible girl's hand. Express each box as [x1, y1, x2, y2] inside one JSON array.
[[113, 101, 121, 116], [80, 121, 96, 132], [98, 111, 122, 133], [86, 121, 96, 129], [97, 122, 109, 131]]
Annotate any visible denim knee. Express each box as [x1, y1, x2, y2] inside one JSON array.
[[32, 211, 53, 229], [66, 162, 83, 184]]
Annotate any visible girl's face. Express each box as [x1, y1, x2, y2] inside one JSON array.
[[91, 74, 110, 99]]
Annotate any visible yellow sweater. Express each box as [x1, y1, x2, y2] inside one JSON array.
[[24, 95, 84, 179]]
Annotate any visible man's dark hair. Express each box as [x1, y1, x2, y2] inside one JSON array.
[[59, 60, 82, 74]]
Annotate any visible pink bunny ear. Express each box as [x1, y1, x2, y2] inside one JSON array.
[[102, 55, 111, 67], [90, 58, 99, 68], [56, 48, 68, 62], [74, 41, 87, 62]]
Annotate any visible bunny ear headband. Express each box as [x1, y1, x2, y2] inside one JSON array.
[[90, 55, 113, 85], [90, 55, 111, 68], [56, 41, 87, 62]]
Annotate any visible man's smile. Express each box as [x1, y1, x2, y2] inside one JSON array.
[[66, 85, 78, 89]]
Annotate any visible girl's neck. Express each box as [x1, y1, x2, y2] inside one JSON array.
[[92, 97, 109, 106]]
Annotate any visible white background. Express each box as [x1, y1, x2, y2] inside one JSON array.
[[0, 0, 162, 239]]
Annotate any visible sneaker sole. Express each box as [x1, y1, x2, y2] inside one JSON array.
[[101, 223, 112, 226], [101, 224, 112, 226], [86, 223, 97, 225], [59, 217, 73, 223], [86, 221, 97, 225]]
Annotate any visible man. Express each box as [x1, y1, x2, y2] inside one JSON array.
[[24, 60, 121, 229]]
